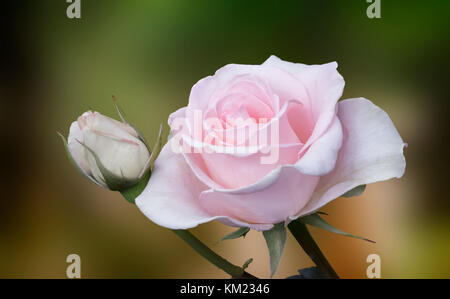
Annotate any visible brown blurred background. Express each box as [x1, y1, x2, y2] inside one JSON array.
[[1, 0, 449, 278]]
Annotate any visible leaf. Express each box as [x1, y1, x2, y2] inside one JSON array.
[[262, 223, 287, 278], [286, 267, 328, 279], [219, 227, 250, 243], [342, 185, 366, 198], [242, 258, 253, 271], [298, 214, 375, 243]]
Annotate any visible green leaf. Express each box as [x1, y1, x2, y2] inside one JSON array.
[[298, 214, 375, 243], [342, 185, 366, 198], [242, 258, 253, 271], [262, 223, 287, 278], [219, 227, 250, 243]]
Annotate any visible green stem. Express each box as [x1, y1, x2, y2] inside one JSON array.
[[121, 185, 257, 278], [287, 220, 339, 279], [172, 229, 257, 279]]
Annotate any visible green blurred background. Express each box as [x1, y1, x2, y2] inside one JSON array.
[[1, 0, 449, 278]]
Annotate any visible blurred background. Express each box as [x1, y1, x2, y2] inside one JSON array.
[[1, 0, 449, 278]]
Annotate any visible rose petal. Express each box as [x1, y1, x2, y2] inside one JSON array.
[[294, 116, 343, 176], [293, 98, 406, 218], [67, 121, 91, 175], [262, 55, 310, 74], [181, 100, 303, 189], [189, 62, 310, 111], [199, 142, 303, 189], [199, 166, 319, 224], [264, 55, 345, 176], [135, 142, 274, 230], [79, 111, 139, 141]]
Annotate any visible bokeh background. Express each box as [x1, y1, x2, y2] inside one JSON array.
[[1, 0, 449, 278]]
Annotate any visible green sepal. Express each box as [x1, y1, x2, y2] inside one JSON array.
[[298, 213, 375, 243], [57, 132, 104, 188], [149, 124, 163, 172], [77, 140, 140, 191], [120, 170, 151, 204], [342, 185, 366, 198], [262, 223, 287, 278], [137, 123, 163, 179], [144, 124, 162, 171], [218, 227, 250, 243], [113, 96, 150, 152]]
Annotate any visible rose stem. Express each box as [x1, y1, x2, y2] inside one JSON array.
[[172, 229, 257, 279], [287, 221, 339, 279], [123, 193, 257, 278]]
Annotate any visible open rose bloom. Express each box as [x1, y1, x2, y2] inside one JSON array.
[[136, 56, 406, 231]]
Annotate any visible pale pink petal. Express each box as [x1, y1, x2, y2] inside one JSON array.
[[262, 55, 310, 74], [135, 142, 273, 230], [210, 75, 277, 117], [168, 107, 187, 126], [91, 113, 141, 142], [263, 55, 344, 121], [199, 143, 303, 189], [190, 62, 310, 110], [135, 142, 212, 229], [288, 61, 344, 163], [294, 116, 343, 176], [199, 166, 319, 224], [181, 100, 303, 189], [264, 55, 345, 176], [293, 98, 406, 218], [67, 121, 91, 175]]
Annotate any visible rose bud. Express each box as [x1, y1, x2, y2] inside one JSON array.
[[59, 104, 162, 197]]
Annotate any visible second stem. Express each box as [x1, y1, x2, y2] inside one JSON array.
[[287, 220, 339, 279]]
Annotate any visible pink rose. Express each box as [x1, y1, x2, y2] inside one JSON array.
[[136, 56, 406, 231]]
